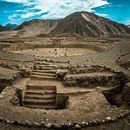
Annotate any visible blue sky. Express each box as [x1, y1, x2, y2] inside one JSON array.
[[0, 0, 130, 25]]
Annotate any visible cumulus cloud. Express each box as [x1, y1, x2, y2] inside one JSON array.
[[95, 13, 109, 17], [2, 0, 29, 3], [1, 0, 110, 22], [124, 19, 130, 25]]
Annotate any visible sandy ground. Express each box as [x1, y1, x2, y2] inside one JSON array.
[[13, 48, 97, 57]]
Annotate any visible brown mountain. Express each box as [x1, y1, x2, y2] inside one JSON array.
[[0, 24, 9, 32], [51, 11, 130, 37], [16, 19, 58, 36], [5, 23, 18, 30], [16, 11, 130, 37]]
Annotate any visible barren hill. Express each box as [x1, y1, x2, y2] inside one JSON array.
[[5, 23, 18, 30], [0, 24, 17, 31], [51, 12, 130, 37], [12, 11, 130, 37], [0, 24, 9, 32], [16, 19, 58, 36]]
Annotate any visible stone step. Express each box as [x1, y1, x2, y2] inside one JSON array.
[[22, 83, 57, 109], [34, 65, 57, 70], [25, 94, 56, 99], [31, 75, 56, 80], [36, 64, 58, 68], [26, 89, 56, 95], [23, 104, 56, 109], [31, 72, 56, 77], [23, 98, 56, 105], [32, 69, 57, 73], [23, 98, 56, 103], [24, 68, 32, 72], [34, 67, 56, 70], [26, 85, 56, 90]]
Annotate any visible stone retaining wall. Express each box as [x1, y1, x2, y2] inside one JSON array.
[[63, 72, 127, 88], [6, 40, 107, 52], [69, 65, 114, 74]]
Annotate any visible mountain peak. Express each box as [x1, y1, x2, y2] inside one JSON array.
[[0, 24, 9, 32], [1, 11, 130, 37], [51, 11, 130, 37], [5, 23, 18, 30]]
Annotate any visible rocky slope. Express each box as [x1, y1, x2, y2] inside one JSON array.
[[51, 11, 130, 37], [16, 19, 58, 36], [0, 24, 8, 32]]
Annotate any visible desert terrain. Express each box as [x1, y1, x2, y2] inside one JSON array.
[[0, 12, 130, 130]]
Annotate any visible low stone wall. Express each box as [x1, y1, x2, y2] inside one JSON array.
[[7, 40, 107, 52], [0, 52, 34, 62], [63, 72, 127, 88], [0, 82, 130, 129], [0, 71, 22, 93], [0, 106, 129, 129], [69, 65, 114, 74]]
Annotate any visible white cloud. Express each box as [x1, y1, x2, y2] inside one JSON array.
[[1, 0, 110, 22], [2, 0, 29, 3], [95, 13, 109, 17], [8, 14, 19, 24], [21, 12, 34, 18], [35, 0, 109, 19], [124, 19, 130, 25]]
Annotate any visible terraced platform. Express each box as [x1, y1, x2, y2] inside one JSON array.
[[0, 35, 130, 130]]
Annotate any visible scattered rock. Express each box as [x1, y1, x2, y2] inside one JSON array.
[[106, 117, 112, 121], [101, 120, 105, 123], [64, 121, 74, 128], [10, 93, 20, 106], [33, 122, 41, 127], [0, 94, 3, 98], [92, 120, 98, 125], [45, 123, 53, 128], [6, 120, 10, 123], [53, 123, 62, 129], [75, 124, 81, 129], [81, 121, 89, 127]]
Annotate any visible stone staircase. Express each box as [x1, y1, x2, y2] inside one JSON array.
[[31, 63, 58, 80], [21, 61, 69, 109], [22, 84, 57, 109]]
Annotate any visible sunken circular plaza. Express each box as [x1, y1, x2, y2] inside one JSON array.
[[0, 34, 130, 130]]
